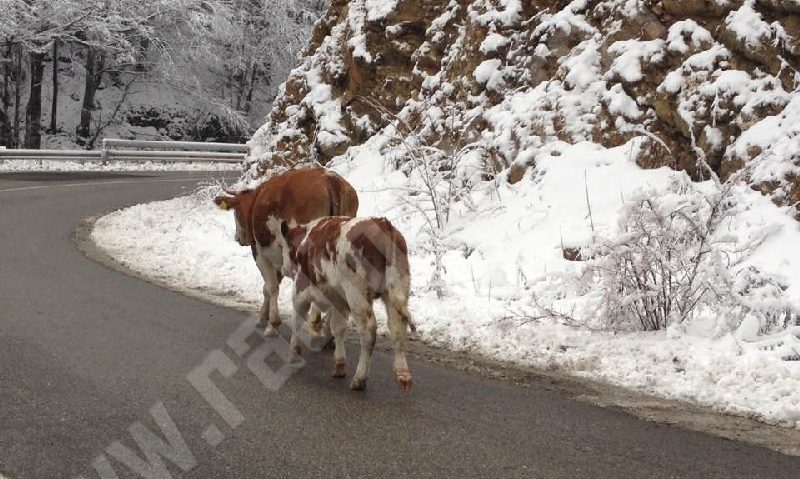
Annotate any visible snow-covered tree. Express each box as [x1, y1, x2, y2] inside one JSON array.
[[73, 0, 181, 146], [161, 0, 324, 136], [0, 0, 326, 147]]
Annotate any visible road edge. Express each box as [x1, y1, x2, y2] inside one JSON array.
[[74, 212, 800, 458]]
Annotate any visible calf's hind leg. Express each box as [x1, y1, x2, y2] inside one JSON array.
[[308, 304, 324, 336], [386, 304, 412, 392], [329, 309, 348, 378], [350, 308, 377, 391], [289, 295, 311, 360]]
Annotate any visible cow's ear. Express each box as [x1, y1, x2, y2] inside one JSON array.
[[280, 221, 289, 239], [214, 195, 237, 211]]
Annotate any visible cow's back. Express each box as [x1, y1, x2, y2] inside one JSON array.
[[251, 168, 358, 247]]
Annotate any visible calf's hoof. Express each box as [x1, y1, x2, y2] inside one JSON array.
[[263, 324, 280, 337], [395, 369, 413, 392], [332, 360, 347, 378], [290, 349, 303, 363], [309, 321, 324, 338], [350, 377, 367, 391]]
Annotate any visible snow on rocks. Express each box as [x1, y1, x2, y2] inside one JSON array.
[[608, 39, 665, 83], [365, 0, 399, 21], [724, 1, 774, 50], [479, 33, 510, 55], [665, 20, 714, 55], [473, 59, 504, 90], [729, 94, 800, 186]]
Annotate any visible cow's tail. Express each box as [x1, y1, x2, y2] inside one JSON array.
[[326, 174, 359, 217]]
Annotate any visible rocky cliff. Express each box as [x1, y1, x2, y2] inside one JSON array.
[[247, 0, 800, 214]]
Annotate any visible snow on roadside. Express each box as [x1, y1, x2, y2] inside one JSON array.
[[0, 160, 241, 172], [92, 136, 800, 429]]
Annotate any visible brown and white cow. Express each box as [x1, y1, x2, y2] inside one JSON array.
[[268, 215, 416, 392], [214, 167, 359, 336]]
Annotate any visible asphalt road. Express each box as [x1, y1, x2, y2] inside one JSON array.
[[1, 170, 800, 479]]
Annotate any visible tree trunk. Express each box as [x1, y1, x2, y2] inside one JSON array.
[[0, 108, 11, 148], [13, 45, 22, 147], [136, 37, 149, 72], [235, 68, 244, 113], [49, 40, 58, 133], [244, 65, 257, 115], [24, 50, 45, 149], [1, 42, 11, 147], [77, 47, 103, 144], [2, 43, 10, 111]]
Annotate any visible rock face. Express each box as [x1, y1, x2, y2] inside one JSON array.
[[248, 0, 800, 214]]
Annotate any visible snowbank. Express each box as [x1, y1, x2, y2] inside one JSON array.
[[92, 136, 800, 429]]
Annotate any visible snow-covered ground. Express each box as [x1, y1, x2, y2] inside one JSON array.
[[92, 134, 800, 429], [0, 159, 241, 172]]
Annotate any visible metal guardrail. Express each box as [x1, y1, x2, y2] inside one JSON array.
[[0, 139, 249, 164]]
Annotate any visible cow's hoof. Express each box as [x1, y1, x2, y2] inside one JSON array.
[[263, 325, 280, 337], [395, 369, 413, 392], [332, 360, 346, 378], [350, 377, 367, 391]]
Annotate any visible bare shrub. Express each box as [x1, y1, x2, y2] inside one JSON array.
[[354, 96, 486, 298], [733, 266, 799, 335], [587, 176, 738, 331], [585, 171, 800, 334]]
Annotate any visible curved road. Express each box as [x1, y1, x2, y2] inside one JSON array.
[[1, 171, 799, 479]]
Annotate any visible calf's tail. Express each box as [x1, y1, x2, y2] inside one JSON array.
[[386, 266, 416, 333], [398, 302, 417, 333]]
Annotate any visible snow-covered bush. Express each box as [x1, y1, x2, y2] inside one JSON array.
[[587, 174, 799, 334], [588, 177, 736, 331], [733, 266, 799, 336]]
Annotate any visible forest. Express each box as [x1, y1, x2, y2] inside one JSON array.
[[0, 0, 325, 149]]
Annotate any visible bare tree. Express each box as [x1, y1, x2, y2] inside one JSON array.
[[0, 0, 324, 146], [23, 49, 43, 147], [74, 0, 178, 146], [162, 0, 321, 134], [48, 39, 58, 133], [354, 95, 485, 298]]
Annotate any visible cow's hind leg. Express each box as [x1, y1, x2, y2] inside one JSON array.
[[386, 302, 413, 392], [350, 308, 377, 391], [262, 269, 282, 337], [256, 284, 270, 329], [329, 309, 348, 378], [255, 254, 282, 336]]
